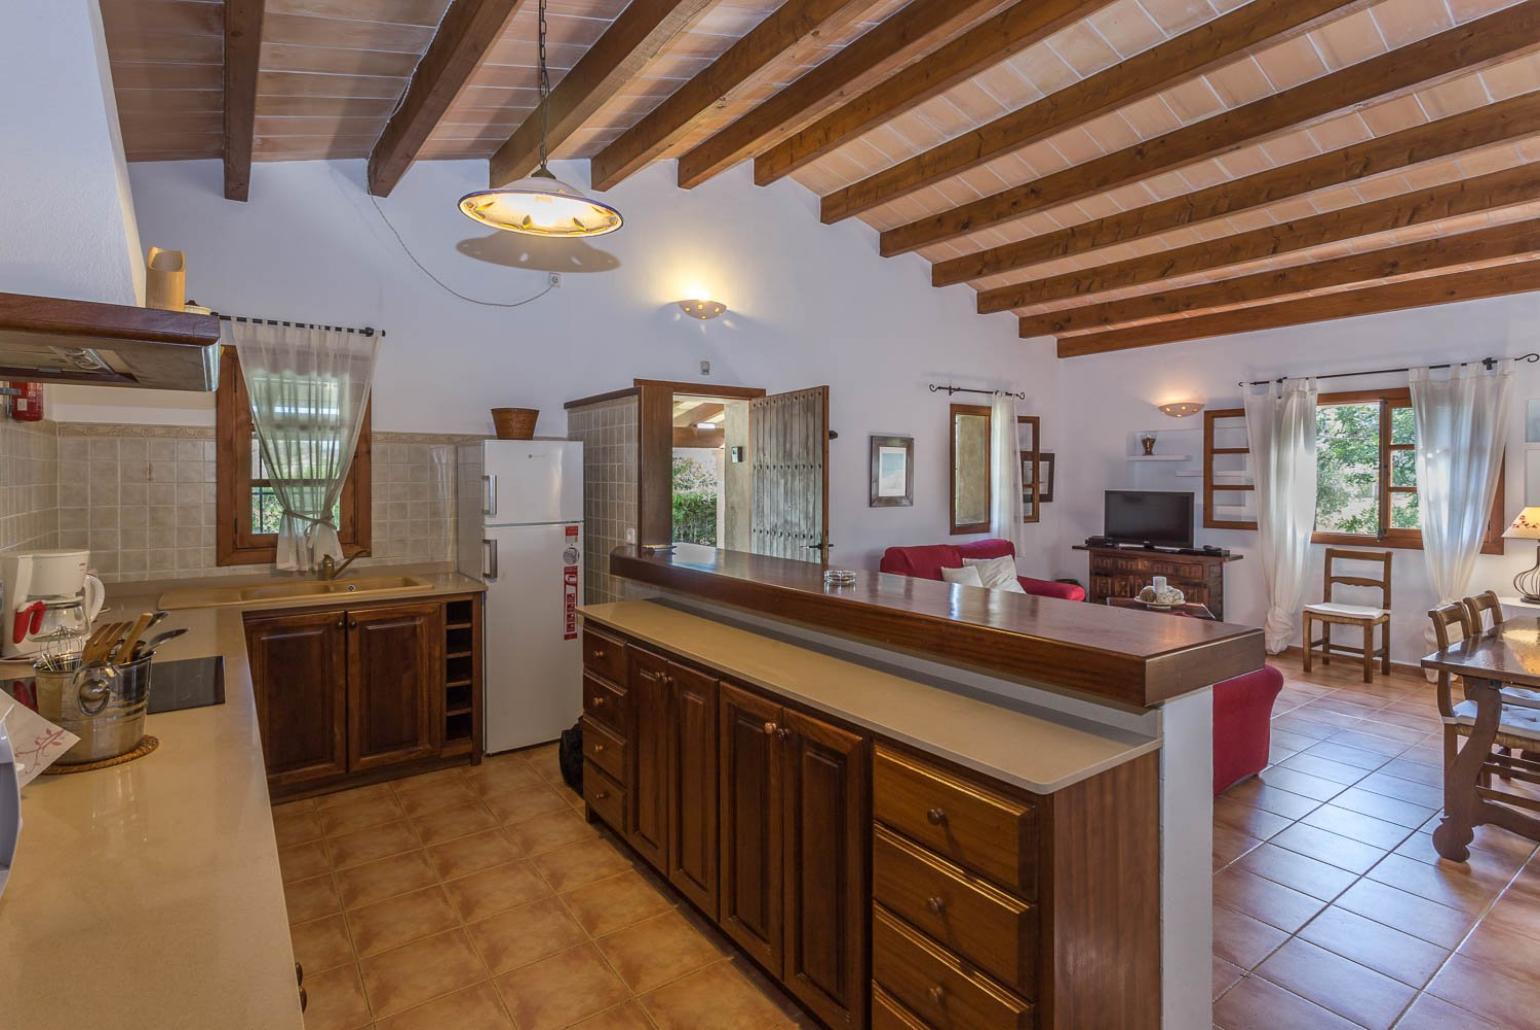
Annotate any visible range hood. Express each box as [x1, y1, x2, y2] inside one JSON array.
[[0, 291, 221, 391]]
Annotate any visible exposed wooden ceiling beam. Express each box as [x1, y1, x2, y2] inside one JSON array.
[[980, 164, 1540, 314], [223, 0, 266, 201], [489, 0, 715, 187], [1022, 218, 1540, 337], [932, 92, 1540, 288], [368, 0, 526, 197], [1051, 259, 1540, 355], [590, 0, 884, 191], [674, 0, 1004, 190], [821, 0, 1370, 224], [753, 0, 1109, 186], [882, 0, 1540, 256]]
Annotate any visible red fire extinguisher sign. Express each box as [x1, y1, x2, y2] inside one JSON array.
[[563, 524, 579, 640]]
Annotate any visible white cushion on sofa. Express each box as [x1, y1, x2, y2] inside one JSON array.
[[940, 565, 984, 587]]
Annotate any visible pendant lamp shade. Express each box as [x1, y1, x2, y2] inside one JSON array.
[[459, 168, 623, 238]]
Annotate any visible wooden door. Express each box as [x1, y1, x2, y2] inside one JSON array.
[[667, 660, 719, 916], [346, 602, 443, 773], [245, 610, 349, 790], [718, 682, 785, 974], [750, 386, 829, 561], [627, 647, 671, 872], [781, 708, 868, 1030]]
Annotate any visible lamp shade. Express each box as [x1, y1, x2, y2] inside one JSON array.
[[459, 169, 622, 237], [1504, 507, 1540, 540]]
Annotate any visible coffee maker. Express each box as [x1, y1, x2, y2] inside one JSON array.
[[0, 550, 105, 659]]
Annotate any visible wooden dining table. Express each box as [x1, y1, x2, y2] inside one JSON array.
[[1421, 616, 1540, 861]]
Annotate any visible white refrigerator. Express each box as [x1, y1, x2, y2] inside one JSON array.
[[457, 440, 584, 754]]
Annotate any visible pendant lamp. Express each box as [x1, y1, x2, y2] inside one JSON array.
[[458, 0, 622, 237]]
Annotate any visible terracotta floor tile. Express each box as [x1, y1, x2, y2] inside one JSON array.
[[1328, 786, 1435, 828], [425, 827, 522, 880], [465, 896, 588, 975], [359, 928, 489, 1018], [561, 869, 676, 936], [1326, 728, 1415, 757], [1366, 853, 1506, 915], [389, 765, 467, 797], [278, 840, 331, 883], [442, 859, 553, 922], [1296, 905, 1448, 988], [462, 760, 544, 795], [1213, 955, 1245, 1000], [1393, 992, 1502, 1030], [569, 1000, 655, 1029], [1270, 728, 1321, 753], [289, 914, 356, 974], [318, 792, 407, 837], [373, 980, 512, 1030], [1213, 904, 1289, 970], [346, 885, 460, 958], [1258, 766, 1348, 802], [1302, 740, 1392, 771], [1212, 973, 1361, 1029], [1213, 823, 1263, 869], [1270, 822, 1387, 874], [396, 779, 479, 816], [1278, 753, 1371, 787], [494, 942, 630, 1030], [1482, 880, 1540, 944], [640, 959, 796, 1030], [326, 820, 422, 871], [1226, 780, 1322, 820], [334, 849, 438, 910], [1271, 714, 1338, 742], [530, 836, 634, 893], [302, 963, 373, 1030], [410, 800, 500, 846], [1334, 879, 1476, 949], [1300, 803, 1415, 850], [1213, 867, 1325, 934], [596, 909, 727, 993], [502, 808, 601, 856], [481, 783, 571, 825], [1235, 842, 1359, 902], [1355, 771, 1444, 809], [1256, 937, 1415, 1030], [317, 781, 397, 811], [1426, 952, 1540, 1026], [273, 805, 323, 848], [285, 873, 342, 924], [1214, 796, 1294, 841], [1380, 756, 1442, 786], [1455, 916, 1540, 987]]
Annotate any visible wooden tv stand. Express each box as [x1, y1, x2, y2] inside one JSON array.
[[1073, 544, 1242, 621]]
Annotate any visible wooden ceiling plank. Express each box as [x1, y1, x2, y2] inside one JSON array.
[[368, 0, 527, 197], [224, 0, 267, 201], [488, 0, 717, 187], [1050, 259, 1540, 355], [590, 0, 885, 192], [980, 162, 1540, 313], [933, 91, 1540, 288], [754, 0, 1112, 188], [674, 0, 1005, 190], [822, 0, 1371, 224], [1023, 217, 1540, 336], [881, 0, 1540, 256]]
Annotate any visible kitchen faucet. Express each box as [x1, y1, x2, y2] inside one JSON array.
[[318, 550, 368, 581]]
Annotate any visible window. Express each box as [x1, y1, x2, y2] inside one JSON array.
[[215, 347, 371, 565], [949, 404, 991, 534]]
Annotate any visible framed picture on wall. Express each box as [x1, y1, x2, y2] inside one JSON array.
[[870, 435, 914, 507], [1024, 452, 1056, 504]]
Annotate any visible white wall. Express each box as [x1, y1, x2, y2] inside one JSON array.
[[108, 157, 1063, 572], [1051, 294, 1540, 663]]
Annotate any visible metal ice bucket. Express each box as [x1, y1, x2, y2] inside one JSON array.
[[32, 653, 152, 764]]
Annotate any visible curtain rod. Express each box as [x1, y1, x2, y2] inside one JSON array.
[[1238, 352, 1539, 387], [210, 310, 385, 338], [929, 383, 1027, 400]]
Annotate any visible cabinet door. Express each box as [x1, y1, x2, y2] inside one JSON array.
[[626, 648, 671, 872], [346, 602, 443, 773], [667, 661, 718, 916], [782, 708, 868, 1030], [718, 683, 784, 974], [246, 610, 349, 790]]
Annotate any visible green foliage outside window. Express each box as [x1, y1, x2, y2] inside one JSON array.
[[1314, 401, 1419, 538], [672, 455, 718, 546]]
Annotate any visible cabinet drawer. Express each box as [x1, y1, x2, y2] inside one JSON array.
[[874, 906, 1033, 1030], [874, 746, 1037, 898], [581, 716, 626, 783], [872, 983, 929, 1030], [873, 825, 1036, 995], [583, 628, 626, 684], [584, 761, 625, 832], [583, 674, 627, 734]]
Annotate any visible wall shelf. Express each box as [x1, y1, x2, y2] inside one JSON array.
[[1127, 454, 1191, 462]]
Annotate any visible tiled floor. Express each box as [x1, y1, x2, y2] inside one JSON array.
[[1213, 659, 1540, 1029], [274, 744, 808, 1030]]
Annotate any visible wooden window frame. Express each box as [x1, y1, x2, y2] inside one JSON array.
[[215, 346, 372, 566], [949, 403, 991, 535]]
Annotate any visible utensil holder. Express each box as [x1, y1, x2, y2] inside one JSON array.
[[33, 654, 153, 765]]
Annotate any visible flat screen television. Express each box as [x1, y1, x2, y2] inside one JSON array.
[[1104, 490, 1195, 549]]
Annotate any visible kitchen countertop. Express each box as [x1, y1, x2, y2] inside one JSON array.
[[0, 566, 484, 1030], [582, 600, 1159, 794]]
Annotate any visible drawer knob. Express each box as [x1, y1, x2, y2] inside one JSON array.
[[592, 696, 606, 708], [594, 790, 609, 801], [926, 807, 947, 825], [593, 743, 605, 753], [763, 721, 779, 736], [928, 985, 945, 1005], [926, 895, 946, 914], [593, 648, 606, 658]]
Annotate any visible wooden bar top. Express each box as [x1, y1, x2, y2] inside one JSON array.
[[610, 544, 1265, 709]]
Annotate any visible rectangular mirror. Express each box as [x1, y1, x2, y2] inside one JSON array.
[[950, 404, 991, 534]]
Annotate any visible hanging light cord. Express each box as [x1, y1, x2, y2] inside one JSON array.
[[537, 0, 551, 171]]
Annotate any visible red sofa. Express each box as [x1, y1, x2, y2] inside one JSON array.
[[1213, 665, 1285, 795], [878, 538, 1086, 602]]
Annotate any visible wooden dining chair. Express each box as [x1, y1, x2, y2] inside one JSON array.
[[1303, 548, 1392, 683], [1464, 590, 1506, 635], [1428, 603, 1475, 771]]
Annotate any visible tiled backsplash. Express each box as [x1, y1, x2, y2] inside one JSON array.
[[567, 396, 638, 605], [0, 417, 58, 554]]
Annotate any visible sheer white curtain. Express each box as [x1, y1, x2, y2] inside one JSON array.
[[989, 394, 1024, 548], [1245, 379, 1319, 653], [223, 322, 379, 572], [1411, 362, 1513, 616]]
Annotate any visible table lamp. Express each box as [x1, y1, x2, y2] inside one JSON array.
[[1503, 506, 1540, 602]]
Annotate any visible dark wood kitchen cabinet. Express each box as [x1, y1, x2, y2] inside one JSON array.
[[718, 683, 785, 973], [666, 661, 718, 916], [626, 648, 671, 871], [246, 608, 349, 792], [346, 603, 442, 773]]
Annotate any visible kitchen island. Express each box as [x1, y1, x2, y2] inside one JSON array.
[[585, 544, 1264, 1030]]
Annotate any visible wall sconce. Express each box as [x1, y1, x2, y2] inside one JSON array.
[[1158, 401, 1204, 418], [678, 299, 727, 320]]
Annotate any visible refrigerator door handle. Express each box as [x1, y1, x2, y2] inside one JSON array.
[[482, 539, 499, 581], [482, 474, 497, 517]]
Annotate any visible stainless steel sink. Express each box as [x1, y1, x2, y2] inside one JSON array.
[[160, 575, 436, 610]]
